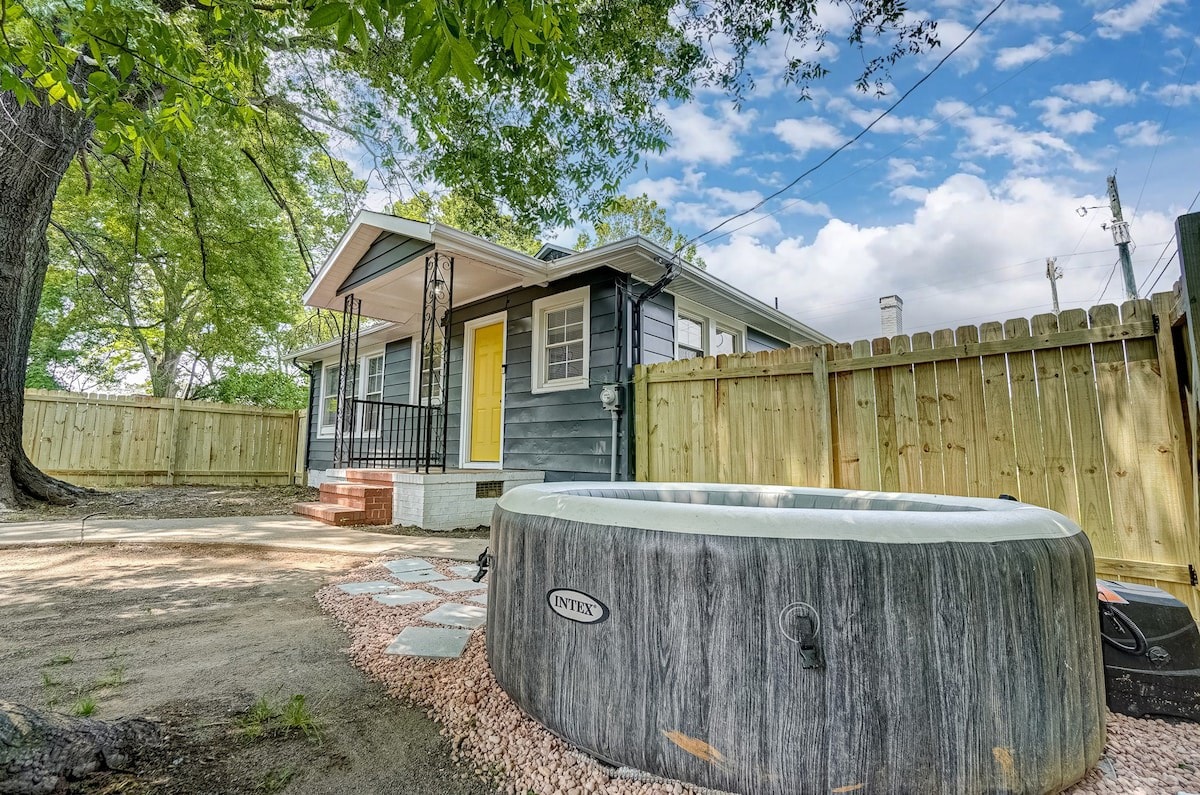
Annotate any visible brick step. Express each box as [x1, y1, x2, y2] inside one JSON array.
[[292, 502, 367, 526], [342, 469, 399, 487], [320, 482, 393, 501]]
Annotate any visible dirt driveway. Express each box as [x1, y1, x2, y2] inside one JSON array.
[[0, 543, 491, 795]]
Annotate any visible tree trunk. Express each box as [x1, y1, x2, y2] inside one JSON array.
[[0, 701, 163, 794], [0, 75, 97, 509]]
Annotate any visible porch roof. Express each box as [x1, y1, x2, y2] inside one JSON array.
[[297, 211, 833, 362]]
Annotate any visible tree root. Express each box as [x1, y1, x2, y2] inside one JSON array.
[[0, 701, 163, 794]]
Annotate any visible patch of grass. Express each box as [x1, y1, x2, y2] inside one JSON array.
[[256, 768, 296, 793], [237, 694, 321, 743], [44, 652, 74, 666], [72, 696, 98, 716], [92, 665, 127, 690], [40, 670, 62, 688]]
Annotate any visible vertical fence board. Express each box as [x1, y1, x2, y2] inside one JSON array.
[[1031, 312, 1079, 521], [1005, 317, 1049, 508], [872, 338, 901, 492], [933, 330, 967, 498], [979, 322, 1019, 498], [851, 340, 881, 490], [912, 333, 945, 495], [1059, 308, 1116, 558], [890, 336, 922, 493]]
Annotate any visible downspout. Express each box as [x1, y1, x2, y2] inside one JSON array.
[[631, 255, 683, 366]]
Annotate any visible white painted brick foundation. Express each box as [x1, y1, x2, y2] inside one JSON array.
[[321, 469, 545, 531]]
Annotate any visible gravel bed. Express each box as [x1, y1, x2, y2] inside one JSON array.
[[318, 559, 1200, 795]]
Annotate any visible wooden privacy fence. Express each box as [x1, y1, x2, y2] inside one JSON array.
[[22, 390, 306, 487], [634, 292, 1200, 610]]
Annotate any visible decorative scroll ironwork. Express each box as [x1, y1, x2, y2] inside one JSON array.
[[333, 293, 361, 467], [414, 252, 454, 473]]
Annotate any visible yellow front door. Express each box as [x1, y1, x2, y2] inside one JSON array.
[[469, 321, 504, 462]]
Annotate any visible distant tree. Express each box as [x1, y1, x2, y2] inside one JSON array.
[[575, 194, 704, 267], [392, 190, 542, 256], [190, 369, 308, 410]]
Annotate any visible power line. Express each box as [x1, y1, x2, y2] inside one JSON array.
[[1139, 185, 1200, 295], [681, 0, 1010, 252], [692, 0, 1123, 248]]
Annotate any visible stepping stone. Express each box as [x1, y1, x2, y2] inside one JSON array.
[[450, 564, 480, 578], [385, 627, 472, 659], [467, 593, 488, 606], [429, 578, 487, 593], [393, 569, 448, 583], [338, 581, 404, 595], [373, 590, 439, 607], [383, 558, 435, 574], [423, 602, 487, 629]]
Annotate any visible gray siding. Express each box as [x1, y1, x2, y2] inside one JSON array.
[[307, 358, 334, 471], [338, 232, 433, 294], [641, 291, 675, 364], [747, 327, 788, 352], [445, 268, 623, 481]]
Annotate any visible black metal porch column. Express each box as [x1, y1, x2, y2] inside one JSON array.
[[333, 293, 361, 468], [414, 253, 454, 473]]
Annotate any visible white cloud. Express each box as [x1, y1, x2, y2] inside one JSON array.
[[935, 100, 1094, 171], [886, 158, 925, 183], [999, 2, 1063, 24], [1032, 97, 1101, 135], [824, 97, 937, 135], [922, 19, 989, 73], [773, 117, 845, 156], [1115, 120, 1173, 146], [662, 103, 756, 166], [626, 168, 705, 204], [1054, 79, 1138, 106], [890, 185, 930, 203], [1151, 82, 1200, 105], [697, 174, 1176, 342], [1096, 0, 1183, 39], [995, 36, 1057, 70]]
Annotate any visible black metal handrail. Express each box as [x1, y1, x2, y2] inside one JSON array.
[[345, 397, 444, 469]]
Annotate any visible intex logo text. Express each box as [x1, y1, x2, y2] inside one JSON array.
[[546, 588, 610, 625]]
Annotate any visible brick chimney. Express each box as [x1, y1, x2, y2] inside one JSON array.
[[880, 295, 904, 336]]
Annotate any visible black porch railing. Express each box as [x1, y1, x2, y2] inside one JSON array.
[[344, 397, 444, 469]]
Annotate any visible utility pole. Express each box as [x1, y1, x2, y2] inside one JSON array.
[[1046, 257, 1063, 314], [1106, 174, 1138, 299]]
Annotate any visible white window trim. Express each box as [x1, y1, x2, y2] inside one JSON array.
[[460, 311, 508, 470], [672, 297, 746, 360], [531, 285, 590, 394], [409, 335, 448, 406], [316, 347, 385, 438]]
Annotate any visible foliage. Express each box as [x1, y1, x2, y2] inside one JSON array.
[[43, 111, 357, 397], [392, 190, 542, 255], [576, 195, 704, 267], [239, 694, 321, 742], [191, 369, 308, 409]]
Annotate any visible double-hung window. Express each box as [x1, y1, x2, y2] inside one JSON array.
[[673, 300, 744, 360], [317, 351, 384, 436], [531, 286, 590, 393], [411, 335, 446, 407]]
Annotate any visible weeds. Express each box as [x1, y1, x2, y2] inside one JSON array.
[[44, 652, 74, 666], [238, 693, 321, 743], [256, 768, 296, 793], [72, 697, 97, 716]]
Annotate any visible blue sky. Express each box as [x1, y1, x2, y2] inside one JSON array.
[[356, 0, 1199, 343]]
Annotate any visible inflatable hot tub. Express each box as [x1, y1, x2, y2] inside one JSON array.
[[487, 482, 1105, 795]]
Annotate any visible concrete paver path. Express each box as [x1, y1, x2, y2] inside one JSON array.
[[0, 514, 486, 561]]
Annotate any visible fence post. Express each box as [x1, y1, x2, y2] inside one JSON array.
[[633, 365, 649, 482], [292, 409, 305, 485], [812, 345, 833, 488], [165, 397, 183, 485]]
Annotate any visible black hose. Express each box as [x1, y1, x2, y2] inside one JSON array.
[[1100, 603, 1149, 656]]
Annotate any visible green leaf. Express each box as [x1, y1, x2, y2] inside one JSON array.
[[363, 3, 385, 36], [307, 3, 349, 28], [336, 12, 353, 46]]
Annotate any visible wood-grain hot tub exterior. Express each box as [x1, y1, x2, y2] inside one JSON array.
[[487, 482, 1106, 795]]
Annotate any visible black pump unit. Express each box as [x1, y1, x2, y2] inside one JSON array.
[[1097, 578, 1200, 721]]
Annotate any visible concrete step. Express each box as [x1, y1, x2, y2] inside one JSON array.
[[292, 502, 366, 526]]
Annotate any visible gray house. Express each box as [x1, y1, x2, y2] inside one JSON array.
[[292, 210, 831, 529]]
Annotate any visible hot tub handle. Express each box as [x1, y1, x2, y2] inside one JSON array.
[[472, 547, 493, 583], [779, 602, 824, 670]]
